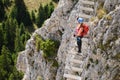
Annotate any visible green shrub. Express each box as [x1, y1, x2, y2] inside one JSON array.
[[48, 59, 59, 67], [41, 39, 60, 59], [35, 34, 43, 51], [35, 34, 60, 60]]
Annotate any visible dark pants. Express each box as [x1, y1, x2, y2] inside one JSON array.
[[77, 36, 82, 52]]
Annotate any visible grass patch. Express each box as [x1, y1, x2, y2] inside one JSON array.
[[24, 0, 57, 12], [90, 17, 97, 22], [105, 15, 112, 20], [97, 8, 107, 19], [97, 2, 107, 19]]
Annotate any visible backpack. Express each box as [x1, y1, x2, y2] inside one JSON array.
[[82, 24, 89, 36], [75, 24, 89, 37]]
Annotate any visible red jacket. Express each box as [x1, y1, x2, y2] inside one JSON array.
[[75, 24, 84, 37]]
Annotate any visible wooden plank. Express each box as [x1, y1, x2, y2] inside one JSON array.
[[71, 59, 82, 64], [81, 0, 94, 5], [80, 6, 94, 12], [79, 13, 92, 19], [64, 74, 81, 80], [65, 66, 82, 72]]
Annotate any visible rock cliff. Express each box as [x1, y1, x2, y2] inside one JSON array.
[[17, 0, 120, 80]]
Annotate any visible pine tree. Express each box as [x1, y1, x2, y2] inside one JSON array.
[[19, 23, 25, 50], [36, 2, 54, 28], [0, 45, 12, 79], [14, 23, 27, 52], [8, 67, 23, 80], [31, 10, 36, 22], [10, 6, 17, 19], [36, 4, 45, 27], [49, 2, 54, 17], [2, 18, 18, 51], [3, 0, 10, 7], [20, 23, 25, 35], [19, 23, 30, 50], [0, 24, 4, 51], [44, 4, 49, 19], [2, 22, 8, 46], [14, 26, 21, 52], [0, 45, 23, 80], [11, 0, 32, 26], [0, 0, 5, 21], [24, 31, 30, 45]]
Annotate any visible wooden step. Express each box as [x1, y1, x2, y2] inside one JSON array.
[[81, 0, 95, 5], [79, 13, 92, 19], [74, 54, 83, 60], [71, 59, 82, 64], [80, 6, 94, 12], [65, 66, 82, 72], [64, 74, 81, 80]]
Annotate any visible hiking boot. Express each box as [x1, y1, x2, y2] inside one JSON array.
[[78, 50, 81, 53]]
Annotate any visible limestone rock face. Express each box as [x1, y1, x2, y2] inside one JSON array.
[[16, 0, 120, 80], [82, 7, 120, 80], [103, 0, 120, 12]]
